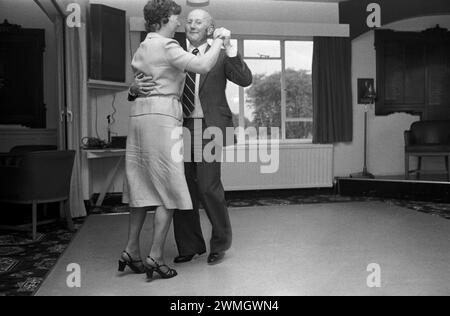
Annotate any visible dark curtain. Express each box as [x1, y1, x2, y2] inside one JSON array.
[[312, 37, 353, 144]]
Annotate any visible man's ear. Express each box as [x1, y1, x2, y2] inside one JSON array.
[[207, 25, 215, 38]]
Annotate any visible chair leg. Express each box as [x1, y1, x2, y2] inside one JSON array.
[[32, 202, 37, 241], [417, 156, 422, 180], [43, 203, 48, 218], [59, 201, 64, 218], [61, 200, 75, 232], [446, 155, 450, 182], [405, 154, 410, 180]]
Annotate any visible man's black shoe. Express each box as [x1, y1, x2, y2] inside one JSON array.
[[174, 252, 205, 264], [207, 252, 225, 265]]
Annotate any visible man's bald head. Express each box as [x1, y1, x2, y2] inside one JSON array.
[[188, 9, 214, 27], [185, 9, 215, 47]]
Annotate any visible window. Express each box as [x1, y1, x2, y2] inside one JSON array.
[[226, 38, 313, 143]]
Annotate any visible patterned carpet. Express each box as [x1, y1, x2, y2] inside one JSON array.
[[91, 192, 450, 220], [1, 193, 449, 296], [0, 220, 84, 296]]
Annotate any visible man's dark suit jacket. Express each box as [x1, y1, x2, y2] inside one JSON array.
[[195, 48, 252, 145]]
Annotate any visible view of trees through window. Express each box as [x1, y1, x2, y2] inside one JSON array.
[[226, 39, 313, 143]]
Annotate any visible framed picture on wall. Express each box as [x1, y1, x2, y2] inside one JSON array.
[[357, 78, 375, 104]]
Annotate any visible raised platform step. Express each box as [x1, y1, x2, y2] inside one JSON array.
[[337, 175, 450, 203]]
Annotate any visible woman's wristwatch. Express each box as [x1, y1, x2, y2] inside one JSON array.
[[128, 88, 138, 102]]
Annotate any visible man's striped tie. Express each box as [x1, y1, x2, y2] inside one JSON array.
[[182, 48, 199, 117]]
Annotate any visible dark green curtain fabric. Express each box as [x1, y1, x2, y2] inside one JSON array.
[[312, 37, 353, 144]]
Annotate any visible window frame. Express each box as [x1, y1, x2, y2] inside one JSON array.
[[231, 35, 314, 143]]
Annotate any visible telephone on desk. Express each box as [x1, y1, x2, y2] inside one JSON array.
[[81, 137, 108, 150], [81, 136, 127, 150]]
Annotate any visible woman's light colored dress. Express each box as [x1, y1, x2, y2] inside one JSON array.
[[123, 33, 195, 210]]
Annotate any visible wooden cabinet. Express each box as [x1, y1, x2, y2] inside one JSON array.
[[375, 26, 450, 120], [0, 20, 46, 128]]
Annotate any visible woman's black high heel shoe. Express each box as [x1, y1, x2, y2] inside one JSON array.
[[145, 257, 177, 280], [118, 251, 145, 274]]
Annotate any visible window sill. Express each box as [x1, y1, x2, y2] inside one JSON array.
[[225, 140, 332, 149]]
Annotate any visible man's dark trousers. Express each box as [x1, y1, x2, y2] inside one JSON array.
[[173, 118, 232, 256]]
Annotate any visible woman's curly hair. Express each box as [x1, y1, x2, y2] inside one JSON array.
[[144, 0, 182, 32]]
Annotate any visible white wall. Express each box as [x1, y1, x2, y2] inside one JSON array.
[[0, 0, 59, 130], [85, 0, 346, 193], [92, 0, 340, 23], [85, 4, 450, 193], [334, 15, 450, 177], [88, 0, 345, 142], [4, 1, 448, 183]]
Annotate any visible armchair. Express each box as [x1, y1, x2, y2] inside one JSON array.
[[0, 150, 76, 240], [404, 121, 450, 181], [9, 145, 57, 154]]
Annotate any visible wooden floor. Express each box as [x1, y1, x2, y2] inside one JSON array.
[[36, 202, 450, 296]]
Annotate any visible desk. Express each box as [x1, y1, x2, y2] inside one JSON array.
[[82, 149, 125, 207]]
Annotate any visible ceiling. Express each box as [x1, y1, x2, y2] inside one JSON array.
[[270, 0, 348, 2]]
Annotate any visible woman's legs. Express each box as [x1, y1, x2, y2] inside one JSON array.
[[148, 206, 174, 264], [124, 205, 174, 263], [124, 207, 148, 259]]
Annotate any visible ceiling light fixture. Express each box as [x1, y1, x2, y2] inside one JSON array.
[[187, 0, 210, 7]]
